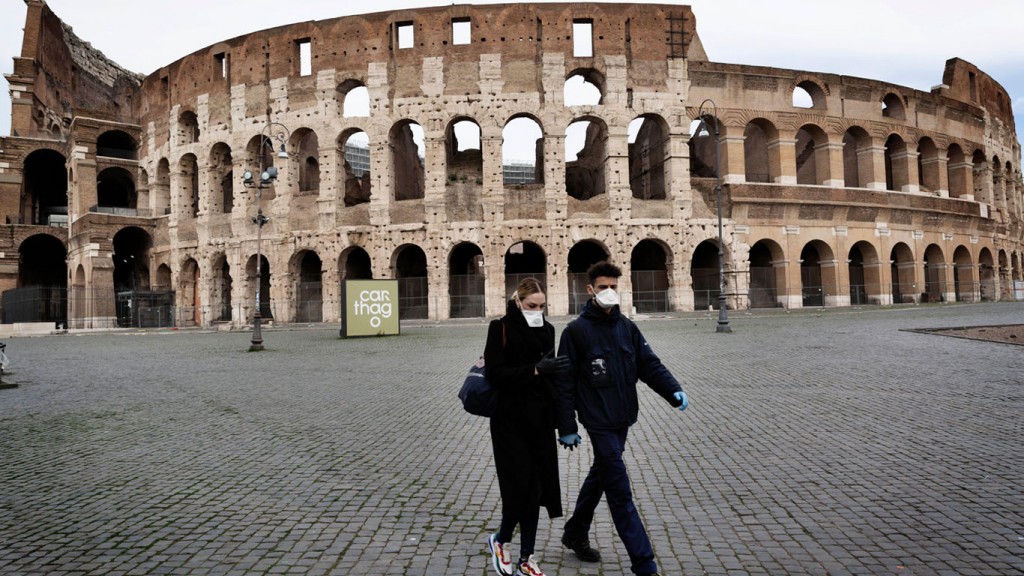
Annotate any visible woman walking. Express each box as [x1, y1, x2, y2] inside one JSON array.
[[485, 278, 570, 576]]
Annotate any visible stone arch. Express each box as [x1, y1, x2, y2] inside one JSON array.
[[795, 123, 828, 185], [389, 120, 425, 201], [290, 128, 321, 194], [848, 240, 881, 305], [113, 227, 154, 327], [630, 238, 671, 313], [842, 126, 872, 188], [691, 239, 724, 310], [337, 79, 370, 117], [923, 243, 946, 303], [567, 240, 611, 313], [916, 137, 940, 193], [800, 240, 836, 307], [884, 134, 909, 191], [245, 252, 272, 320], [504, 240, 547, 299], [743, 119, 778, 183], [978, 247, 995, 301], [96, 130, 138, 160], [449, 242, 485, 318], [971, 149, 989, 202], [565, 115, 608, 200], [211, 252, 233, 322], [946, 143, 968, 198], [97, 167, 137, 211], [21, 149, 68, 226], [178, 153, 199, 216], [393, 244, 429, 319], [10, 234, 67, 324], [503, 114, 544, 185], [154, 158, 171, 213], [179, 257, 201, 326], [689, 114, 721, 179], [564, 68, 604, 106], [748, 239, 786, 308], [339, 246, 373, 280], [628, 114, 669, 200], [792, 78, 828, 109], [177, 110, 200, 146], [445, 116, 482, 184], [208, 142, 234, 214], [881, 92, 906, 120], [890, 242, 916, 304], [953, 245, 975, 302], [338, 128, 371, 206], [292, 249, 323, 322]]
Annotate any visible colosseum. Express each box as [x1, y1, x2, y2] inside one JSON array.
[[2, 1, 1022, 329]]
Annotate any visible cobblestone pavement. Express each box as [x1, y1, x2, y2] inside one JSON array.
[[1, 302, 1022, 576]]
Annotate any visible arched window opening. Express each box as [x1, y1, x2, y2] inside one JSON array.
[[209, 143, 233, 214], [246, 254, 272, 319], [945, 144, 967, 199], [340, 130, 371, 206], [688, 117, 718, 179], [8, 234, 67, 324], [295, 250, 323, 323], [792, 86, 813, 108], [631, 240, 669, 313], [923, 244, 945, 303], [446, 119, 482, 184], [155, 158, 171, 214], [979, 248, 995, 301], [953, 245, 975, 302], [394, 245, 428, 319], [504, 241, 546, 299], [97, 167, 137, 213], [213, 255, 233, 322], [800, 244, 823, 307], [971, 150, 989, 202], [449, 243, 485, 318], [884, 134, 908, 191], [179, 154, 199, 217], [691, 241, 722, 310], [881, 93, 905, 120], [178, 111, 200, 145], [917, 138, 939, 193], [795, 127, 818, 185], [567, 241, 609, 313], [748, 240, 784, 309], [628, 116, 668, 200], [565, 119, 607, 200], [292, 129, 321, 194], [341, 247, 373, 280], [564, 70, 603, 106], [842, 127, 870, 188], [97, 130, 138, 160], [743, 122, 771, 183], [339, 81, 370, 118], [390, 121, 425, 201], [890, 243, 915, 304], [114, 227, 157, 327], [22, 149, 68, 226], [503, 116, 543, 185]]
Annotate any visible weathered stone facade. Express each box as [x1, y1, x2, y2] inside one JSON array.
[[2, 1, 1022, 328]]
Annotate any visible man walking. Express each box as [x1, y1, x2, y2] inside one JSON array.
[[554, 261, 689, 576]]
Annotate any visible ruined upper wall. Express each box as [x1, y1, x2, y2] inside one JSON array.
[[9, 0, 142, 137], [135, 3, 697, 121]]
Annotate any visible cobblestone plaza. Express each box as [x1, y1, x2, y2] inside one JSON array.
[[1, 303, 1022, 575]]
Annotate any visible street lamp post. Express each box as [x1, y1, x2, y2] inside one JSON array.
[[695, 99, 732, 333], [241, 122, 290, 351]]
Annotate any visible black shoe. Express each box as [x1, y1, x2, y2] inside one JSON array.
[[561, 534, 601, 562]]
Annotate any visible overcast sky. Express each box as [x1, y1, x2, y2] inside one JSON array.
[[2, 0, 1024, 154]]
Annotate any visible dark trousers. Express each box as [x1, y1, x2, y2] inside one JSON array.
[[563, 427, 657, 575]]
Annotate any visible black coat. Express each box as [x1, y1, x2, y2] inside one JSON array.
[[484, 300, 563, 519], [555, 299, 683, 434]]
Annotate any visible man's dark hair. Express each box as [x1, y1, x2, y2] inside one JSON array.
[[587, 261, 622, 284]]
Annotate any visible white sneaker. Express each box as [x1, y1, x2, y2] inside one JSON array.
[[487, 533, 513, 576], [515, 554, 546, 576]]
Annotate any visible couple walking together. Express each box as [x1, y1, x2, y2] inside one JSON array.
[[483, 261, 690, 576]]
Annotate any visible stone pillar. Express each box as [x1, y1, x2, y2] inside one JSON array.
[[860, 145, 887, 190], [769, 138, 797, 184], [821, 259, 844, 307], [480, 134, 504, 222], [890, 149, 919, 193], [821, 140, 845, 187], [948, 160, 973, 200], [720, 133, 746, 184]]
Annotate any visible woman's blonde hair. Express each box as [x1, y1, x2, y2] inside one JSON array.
[[512, 277, 546, 302]]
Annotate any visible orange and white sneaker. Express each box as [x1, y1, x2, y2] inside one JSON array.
[[514, 554, 546, 576], [487, 533, 513, 576]]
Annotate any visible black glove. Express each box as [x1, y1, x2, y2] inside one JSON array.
[[536, 351, 571, 376]]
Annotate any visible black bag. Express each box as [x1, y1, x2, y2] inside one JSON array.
[[459, 357, 495, 417], [458, 321, 505, 417]]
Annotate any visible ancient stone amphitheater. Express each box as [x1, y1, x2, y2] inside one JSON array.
[[2, 1, 1021, 329]]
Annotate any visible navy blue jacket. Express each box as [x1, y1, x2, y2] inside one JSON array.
[[555, 299, 683, 434]]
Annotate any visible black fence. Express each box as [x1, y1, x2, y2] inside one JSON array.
[[2, 286, 67, 325]]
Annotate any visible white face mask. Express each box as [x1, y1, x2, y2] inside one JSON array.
[[522, 309, 545, 327], [594, 288, 619, 309]]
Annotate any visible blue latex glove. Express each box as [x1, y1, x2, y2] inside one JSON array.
[[673, 391, 689, 411], [558, 433, 582, 450]]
